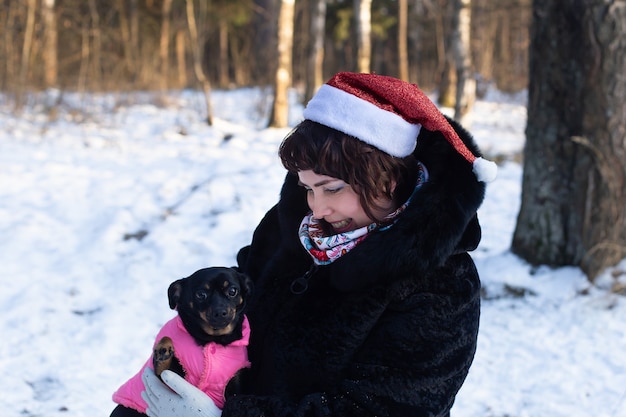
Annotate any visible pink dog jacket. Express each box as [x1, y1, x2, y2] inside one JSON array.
[[112, 315, 251, 412]]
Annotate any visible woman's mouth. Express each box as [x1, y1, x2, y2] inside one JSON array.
[[330, 219, 353, 233]]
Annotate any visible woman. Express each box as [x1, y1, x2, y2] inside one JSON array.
[[141, 72, 496, 417]]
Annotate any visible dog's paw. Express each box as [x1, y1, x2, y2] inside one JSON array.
[[153, 336, 175, 377]]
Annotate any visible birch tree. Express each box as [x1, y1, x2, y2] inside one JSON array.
[[305, 0, 327, 102], [451, 0, 475, 122], [186, 0, 213, 125], [269, 0, 294, 128], [354, 0, 372, 73]]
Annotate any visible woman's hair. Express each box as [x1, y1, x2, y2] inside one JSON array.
[[279, 120, 418, 222]]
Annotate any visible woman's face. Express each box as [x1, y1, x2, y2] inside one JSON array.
[[297, 170, 394, 233]]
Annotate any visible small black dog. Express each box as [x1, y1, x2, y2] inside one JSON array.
[[111, 267, 253, 417]]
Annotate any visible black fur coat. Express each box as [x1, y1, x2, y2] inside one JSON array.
[[223, 118, 486, 417]]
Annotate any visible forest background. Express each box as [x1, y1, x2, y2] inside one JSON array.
[[1, 0, 529, 103]]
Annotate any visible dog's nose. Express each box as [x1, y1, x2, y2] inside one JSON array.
[[212, 308, 229, 319], [207, 306, 233, 329]]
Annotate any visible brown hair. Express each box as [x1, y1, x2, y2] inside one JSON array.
[[279, 120, 417, 222]]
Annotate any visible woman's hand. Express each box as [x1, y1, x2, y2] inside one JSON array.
[[141, 368, 222, 417]]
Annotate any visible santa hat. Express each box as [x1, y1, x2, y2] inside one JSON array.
[[302, 72, 497, 182]]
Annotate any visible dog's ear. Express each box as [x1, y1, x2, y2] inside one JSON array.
[[239, 273, 254, 297], [167, 279, 184, 310]]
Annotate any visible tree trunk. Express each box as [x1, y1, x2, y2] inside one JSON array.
[[117, 0, 133, 78], [354, 0, 372, 73], [175, 30, 187, 88], [451, 0, 475, 123], [231, 31, 251, 86], [470, 0, 498, 97], [160, 0, 173, 90], [497, 8, 512, 89], [129, 0, 139, 77], [434, 4, 446, 81], [218, 20, 229, 88], [251, 0, 278, 85], [397, 0, 408, 81], [16, 0, 36, 108], [305, 0, 327, 102], [78, 22, 90, 92], [186, 0, 213, 125], [42, 0, 58, 88], [87, 0, 102, 88], [3, 2, 16, 91], [269, 0, 294, 128], [437, 1, 455, 108], [512, 0, 626, 280]]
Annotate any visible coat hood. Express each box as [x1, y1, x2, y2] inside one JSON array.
[[275, 116, 487, 292]]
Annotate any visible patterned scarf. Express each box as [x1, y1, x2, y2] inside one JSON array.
[[298, 162, 428, 265]]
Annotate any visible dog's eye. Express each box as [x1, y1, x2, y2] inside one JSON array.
[[226, 287, 239, 298], [194, 290, 208, 301]]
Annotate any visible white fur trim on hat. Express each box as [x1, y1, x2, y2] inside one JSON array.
[[303, 84, 420, 157]]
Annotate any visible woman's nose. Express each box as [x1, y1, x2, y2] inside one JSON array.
[[309, 195, 331, 219]]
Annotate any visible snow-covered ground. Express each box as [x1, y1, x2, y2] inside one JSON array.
[[1, 87, 625, 417]]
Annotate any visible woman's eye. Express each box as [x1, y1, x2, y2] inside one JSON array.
[[227, 287, 239, 297], [194, 290, 208, 301], [325, 187, 342, 194]]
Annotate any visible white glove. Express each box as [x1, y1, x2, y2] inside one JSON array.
[[141, 367, 222, 417]]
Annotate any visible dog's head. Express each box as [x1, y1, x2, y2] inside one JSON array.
[[168, 267, 253, 346]]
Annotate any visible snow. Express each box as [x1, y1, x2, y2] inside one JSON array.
[[1, 87, 625, 417]]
